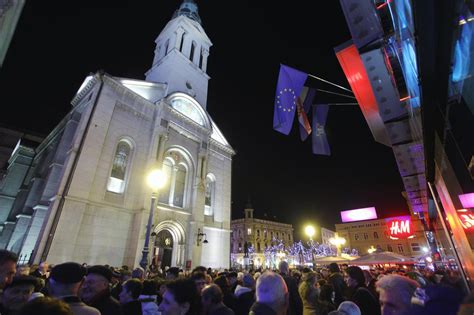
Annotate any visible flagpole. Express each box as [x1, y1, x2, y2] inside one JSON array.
[[326, 103, 359, 106], [307, 73, 353, 94], [316, 89, 356, 99]]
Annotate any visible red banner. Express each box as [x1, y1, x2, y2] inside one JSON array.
[[335, 42, 390, 146]]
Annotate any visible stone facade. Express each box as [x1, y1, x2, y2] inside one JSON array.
[[0, 1, 234, 270], [230, 206, 294, 268]]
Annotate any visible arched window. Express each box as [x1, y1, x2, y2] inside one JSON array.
[[179, 33, 186, 52], [158, 151, 190, 208], [190, 41, 196, 62], [107, 140, 132, 194], [204, 174, 215, 216]]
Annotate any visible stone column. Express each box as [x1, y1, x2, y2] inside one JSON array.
[[7, 214, 31, 253], [0, 221, 15, 249], [201, 49, 209, 72], [19, 205, 48, 263]]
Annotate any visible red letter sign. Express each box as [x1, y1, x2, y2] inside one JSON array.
[[385, 216, 414, 239]]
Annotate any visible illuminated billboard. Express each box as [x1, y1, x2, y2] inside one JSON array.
[[340, 207, 378, 223], [459, 193, 474, 209], [385, 216, 414, 239]]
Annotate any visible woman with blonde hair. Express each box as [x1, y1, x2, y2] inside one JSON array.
[[298, 271, 320, 315]]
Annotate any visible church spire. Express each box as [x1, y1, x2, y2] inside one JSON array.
[[172, 0, 201, 24]]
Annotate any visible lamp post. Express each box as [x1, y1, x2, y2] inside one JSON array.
[[140, 169, 167, 270], [329, 233, 346, 257], [305, 225, 316, 265]]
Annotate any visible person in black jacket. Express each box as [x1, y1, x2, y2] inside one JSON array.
[[81, 265, 123, 315], [278, 261, 302, 315], [327, 263, 346, 307], [344, 266, 380, 315], [119, 279, 143, 315]]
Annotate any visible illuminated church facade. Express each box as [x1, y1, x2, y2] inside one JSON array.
[[0, 0, 234, 269]]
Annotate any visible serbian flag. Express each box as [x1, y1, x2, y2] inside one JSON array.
[[312, 104, 331, 155], [296, 87, 315, 141], [273, 64, 308, 135]]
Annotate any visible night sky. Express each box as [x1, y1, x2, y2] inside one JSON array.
[[0, 1, 409, 242]]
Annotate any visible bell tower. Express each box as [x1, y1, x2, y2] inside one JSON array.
[[145, 0, 212, 109]]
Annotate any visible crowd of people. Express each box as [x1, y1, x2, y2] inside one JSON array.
[[0, 249, 473, 315]]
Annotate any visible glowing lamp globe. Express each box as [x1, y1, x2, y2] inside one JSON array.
[[147, 170, 167, 190], [305, 225, 316, 239]]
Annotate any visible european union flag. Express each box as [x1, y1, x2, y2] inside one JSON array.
[[312, 104, 331, 155], [273, 64, 308, 135]]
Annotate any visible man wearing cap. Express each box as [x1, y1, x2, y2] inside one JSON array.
[[81, 265, 123, 315], [0, 275, 38, 314], [49, 262, 100, 315]]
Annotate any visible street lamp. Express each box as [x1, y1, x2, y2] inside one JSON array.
[[368, 246, 376, 254], [305, 225, 316, 265], [140, 169, 167, 270], [329, 233, 346, 257], [305, 225, 316, 240]]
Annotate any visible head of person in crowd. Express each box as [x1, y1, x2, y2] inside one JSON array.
[[49, 262, 87, 298], [345, 266, 366, 289], [201, 284, 227, 312], [255, 271, 288, 315], [301, 270, 318, 286], [278, 261, 290, 275], [458, 291, 474, 315], [362, 270, 373, 286], [141, 279, 159, 297], [121, 269, 132, 283], [226, 271, 238, 287], [328, 263, 340, 274], [192, 266, 207, 275], [205, 274, 212, 285], [16, 265, 30, 277], [2, 275, 38, 312], [81, 265, 113, 303], [158, 278, 200, 315], [321, 268, 330, 278], [37, 262, 49, 276], [328, 301, 361, 315], [131, 267, 145, 281], [191, 271, 207, 295], [19, 297, 73, 315], [242, 273, 256, 289], [319, 284, 335, 304], [376, 274, 418, 315], [119, 278, 143, 304], [318, 279, 327, 287], [157, 279, 168, 298], [253, 272, 261, 281], [166, 267, 180, 280], [0, 249, 18, 289]]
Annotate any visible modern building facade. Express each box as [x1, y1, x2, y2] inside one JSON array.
[[337, 0, 473, 289], [0, 0, 25, 67], [0, 0, 234, 270], [230, 204, 294, 268]]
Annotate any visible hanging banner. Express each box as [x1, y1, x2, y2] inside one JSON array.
[[335, 41, 390, 146]]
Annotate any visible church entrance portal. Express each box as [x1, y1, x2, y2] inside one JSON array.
[[154, 230, 174, 270]]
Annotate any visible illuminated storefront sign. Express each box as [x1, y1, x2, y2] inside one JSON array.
[[385, 216, 414, 239], [340, 207, 378, 223], [458, 212, 474, 231]]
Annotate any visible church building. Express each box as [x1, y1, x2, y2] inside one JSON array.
[[0, 0, 234, 269]]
